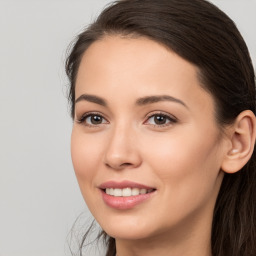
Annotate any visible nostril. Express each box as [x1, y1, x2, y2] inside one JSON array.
[[105, 162, 134, 170], [121, 163, 132, 166]]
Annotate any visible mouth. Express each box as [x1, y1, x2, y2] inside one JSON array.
[[99, 181, 156, 209], [104, 187, 155, 197]]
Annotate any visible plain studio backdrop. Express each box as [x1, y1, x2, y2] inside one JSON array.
[[0, 0, 255, 256]]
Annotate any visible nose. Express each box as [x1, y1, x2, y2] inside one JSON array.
[[103, 124, 142, 170]]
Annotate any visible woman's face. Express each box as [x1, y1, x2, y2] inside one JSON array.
[[71, 36, 226, 241]]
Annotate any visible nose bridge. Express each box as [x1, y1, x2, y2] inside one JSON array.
[[104, 119, 141, 170]]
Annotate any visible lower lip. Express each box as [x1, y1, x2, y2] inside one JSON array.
[[101, 190, 155, 210]]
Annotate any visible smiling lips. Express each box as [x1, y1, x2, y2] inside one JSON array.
[[100, 181, 156, 210], [106, 187, 155, 197]]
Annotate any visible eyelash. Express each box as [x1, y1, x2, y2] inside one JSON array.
[[144, 111, 178, 127], [76, 112, 108, 128], [76, 111, 177, 128]]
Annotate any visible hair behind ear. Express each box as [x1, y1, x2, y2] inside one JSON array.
[[213, 112, 256, 256], [212, 148, 256, 255]]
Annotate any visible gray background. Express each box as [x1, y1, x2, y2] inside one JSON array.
[[0, 1, 255, 255]]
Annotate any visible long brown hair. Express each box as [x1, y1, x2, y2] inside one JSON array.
[[66, 1, 256, 255]]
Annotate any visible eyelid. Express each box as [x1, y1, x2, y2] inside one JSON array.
[[75, 111, 109, 125], [75, 110, 177, 128], [143, 111, 178, 126]]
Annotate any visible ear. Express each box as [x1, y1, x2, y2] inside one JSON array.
[[221, 110, 256, 174]]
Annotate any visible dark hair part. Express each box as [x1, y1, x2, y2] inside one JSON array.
[[66, 0, 256, 255]]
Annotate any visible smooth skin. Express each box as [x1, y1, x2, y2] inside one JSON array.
[[71, 36, 256, 256]]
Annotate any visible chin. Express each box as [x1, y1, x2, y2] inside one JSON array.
[[96, 212, 162, 241], [105, 227, 153, 241]]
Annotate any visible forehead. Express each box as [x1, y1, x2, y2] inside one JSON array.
[[75, 36, 214, 114]]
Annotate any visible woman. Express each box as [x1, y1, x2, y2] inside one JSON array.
[[66, 0, 256, 255]]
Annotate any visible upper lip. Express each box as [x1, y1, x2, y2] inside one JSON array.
[[99, 180, 156, 190]]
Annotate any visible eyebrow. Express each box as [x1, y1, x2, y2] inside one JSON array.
[[75, 94, 187, 108], [75, 94, 107, 106], [136, 95, 188, 108]]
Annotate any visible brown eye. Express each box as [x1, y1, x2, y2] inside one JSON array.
[[145, 113, 177, 127], [154, 115, 167, 125], [77, 113, 108, 126], [89, 115, 103, 124]]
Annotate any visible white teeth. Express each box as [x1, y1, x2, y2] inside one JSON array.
[[122, 188, 132, 197], [131, 188, 139, 196], [114, 188, 122, 197], [140, 189, 147, 194], [106, 188, 115, 196], [110, 188, 114, 196], [105, 188, 153, 197]]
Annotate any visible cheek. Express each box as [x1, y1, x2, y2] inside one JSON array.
[[143, 129, 222, 204], [71, 128, 107, 214], [71, 129, 103, 185], [141, 133, 223, 230], [144, 130, 218, 173]]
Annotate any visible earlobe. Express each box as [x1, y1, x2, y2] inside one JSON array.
[[221, 110, 256, 174]]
